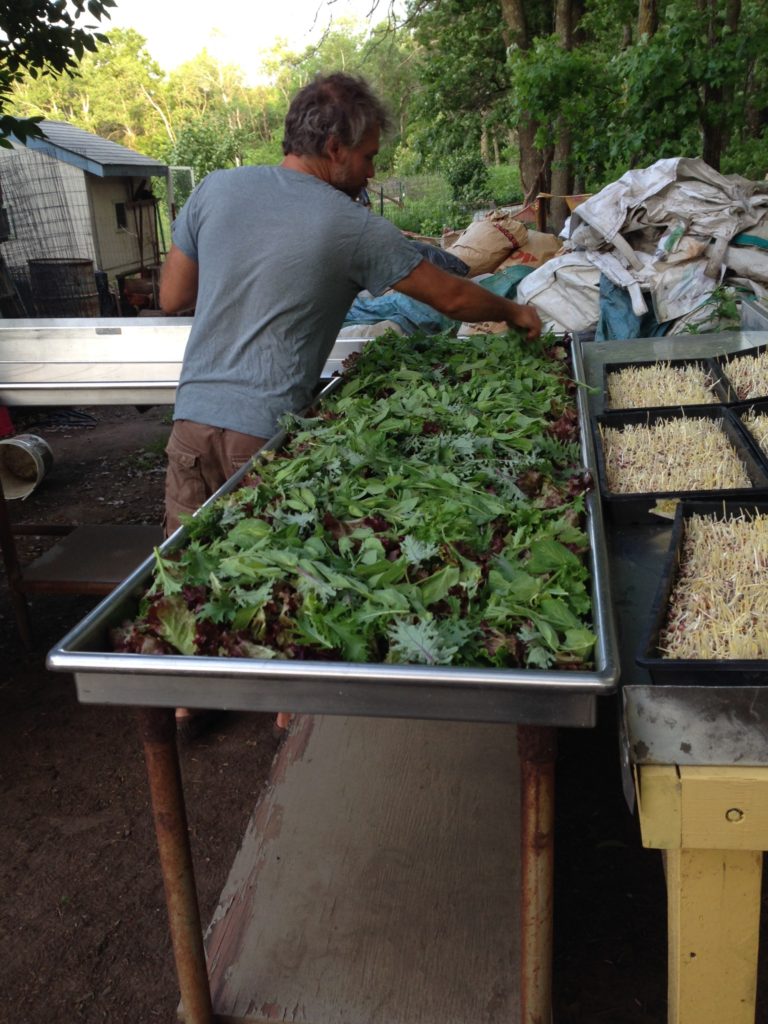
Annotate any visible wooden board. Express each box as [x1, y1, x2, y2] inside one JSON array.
[[200, 715, 521, 1024], [21, 524, 161, 592]]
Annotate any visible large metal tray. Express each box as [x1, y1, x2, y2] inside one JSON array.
[[0, 317, 369, 406], [47, 341, 619, 728]]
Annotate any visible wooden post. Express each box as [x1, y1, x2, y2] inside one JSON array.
[[636, 765, 767, 1024], [518, 724, 556, 1024]]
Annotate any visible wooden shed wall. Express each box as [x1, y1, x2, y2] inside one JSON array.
[[88, 176, 158, 279]]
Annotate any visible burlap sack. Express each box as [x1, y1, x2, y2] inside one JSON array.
[[445, 213, 528, 275], [457, 319, 510, 337], [496, 229, 561, 270]]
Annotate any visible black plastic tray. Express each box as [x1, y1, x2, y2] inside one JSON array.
[[637, 499, 768, 686], [715, 343, 768, 402], [728, 398, 768, 469], [602, 357, 731, 411], [593, 405, 768, 524]]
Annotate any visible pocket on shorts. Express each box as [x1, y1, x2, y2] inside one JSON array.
[[165, 432, 207, 518]]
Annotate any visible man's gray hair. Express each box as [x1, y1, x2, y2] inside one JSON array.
[[282, 72, 391, 157]]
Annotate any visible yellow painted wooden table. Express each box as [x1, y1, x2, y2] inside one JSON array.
[[636, 762, 765, 1024]]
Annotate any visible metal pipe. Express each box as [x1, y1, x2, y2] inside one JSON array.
[[518, 724, 556, 1024], [137, 707, 213, 1024]]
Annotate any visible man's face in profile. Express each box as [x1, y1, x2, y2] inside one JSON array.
[[329, 125, 380, 199]]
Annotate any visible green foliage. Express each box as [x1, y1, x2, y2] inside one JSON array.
[[127, 330, 595, 670], [0, 0, 115, 144], [404, 0, 510, 170], [404, 0, 768, 194], [487, 164, 523, 206], [384, 199, 444, 236], [682, 285, 742, 335], [7, 0, 768, 221], [721, 132, 768, 181], [169, 121, 248, 181], [444, 150, 492, 206], [377, 174, 452, 235]]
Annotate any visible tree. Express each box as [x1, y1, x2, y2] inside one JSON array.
[[163, 54, 285, 177], [401, 0, 768, 220], [11, 28, 168, 153], [0, 0, 114, 145], [402, 0, 512, 176]]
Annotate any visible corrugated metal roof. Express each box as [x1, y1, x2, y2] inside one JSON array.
[[16, 120, 168, 178]]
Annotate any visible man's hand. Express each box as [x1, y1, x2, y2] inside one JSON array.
[[506, 302, 542, 340]]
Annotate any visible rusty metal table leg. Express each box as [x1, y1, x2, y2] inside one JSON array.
[[518, 724, 556, 1024], [137, 707, 213, 1024]]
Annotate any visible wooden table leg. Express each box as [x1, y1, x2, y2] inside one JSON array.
[[137, 707, 213, 1024], [636, 764, 767, 1024], [518, 724, 556, 1024]]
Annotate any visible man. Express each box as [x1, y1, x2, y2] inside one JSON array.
[[160, 71, 541, 536], [160, 72, 541, 736]]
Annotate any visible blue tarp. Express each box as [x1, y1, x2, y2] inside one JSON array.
[[595, 274, 669, 341]]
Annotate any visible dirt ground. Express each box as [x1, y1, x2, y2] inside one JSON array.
[[0, 402, 715, 1024]]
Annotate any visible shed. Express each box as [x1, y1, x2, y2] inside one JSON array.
[[0, 120, 172, 317]]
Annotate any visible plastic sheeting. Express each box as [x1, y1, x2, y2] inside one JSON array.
[[344, 292, 454, 335], [567, 157, 768, 261], [515, 253, 601, 334], [596, 276, 668, 342], [517, 158, 768, 337]]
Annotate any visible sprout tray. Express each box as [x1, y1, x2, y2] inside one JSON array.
[[637, 499, 768, 686], [593, 405, 768, 524]]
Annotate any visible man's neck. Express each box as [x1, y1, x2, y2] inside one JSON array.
[[281, 153, 333, 186]]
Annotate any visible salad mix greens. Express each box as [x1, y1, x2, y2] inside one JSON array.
[[113, 330, 595, 669]]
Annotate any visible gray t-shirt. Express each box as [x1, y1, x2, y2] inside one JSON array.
[[171, 165, 422, 437]]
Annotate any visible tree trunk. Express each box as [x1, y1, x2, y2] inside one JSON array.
[[700, 0, 741, 170], [549, 0, 575, 232], [480, 122, 490, 163], [499, 0, 548, 203], [638, 0, 658, 39]]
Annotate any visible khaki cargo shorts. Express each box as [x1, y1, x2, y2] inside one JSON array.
[[164, 419, 267, 537]]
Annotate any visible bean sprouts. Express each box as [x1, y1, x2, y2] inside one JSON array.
[[606, 362, 718, 410], [660, 511, 768, 660], [741, 409, 768, 458], [600, 418, 752, 494], [722, 350, 768, 400]]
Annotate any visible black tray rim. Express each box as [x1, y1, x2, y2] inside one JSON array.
[[593, 406, 768, 519], [637, 497, 768, 681], [601, 356, 732, 411]]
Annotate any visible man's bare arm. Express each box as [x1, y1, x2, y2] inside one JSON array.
[[392, 259, 542, 339], [159, 244, 199, 314]]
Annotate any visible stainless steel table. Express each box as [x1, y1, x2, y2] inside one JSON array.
[[47, 336, 619, 1024]]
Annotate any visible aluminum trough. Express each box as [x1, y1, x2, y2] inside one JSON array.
[[0, 317, 368, 406], [47, 340, 619, 728]]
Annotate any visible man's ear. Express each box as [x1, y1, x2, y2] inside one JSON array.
[[325, 135, 344, 164]]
